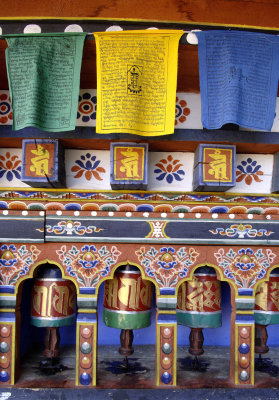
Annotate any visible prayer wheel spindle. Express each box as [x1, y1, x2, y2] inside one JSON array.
[[254, 268, 279, 366], [177, 267, 222, 367], [103, 265, 152, 367], [30, 264, 76, 369]]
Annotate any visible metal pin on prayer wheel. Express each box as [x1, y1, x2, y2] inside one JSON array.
[[177, 267, 222, 369], [103, 265, 152, 370], [30, 264, 76, 372], [254, 268, 279, 369]]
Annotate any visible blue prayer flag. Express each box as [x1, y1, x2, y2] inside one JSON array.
[[196, 30, 279, 131]]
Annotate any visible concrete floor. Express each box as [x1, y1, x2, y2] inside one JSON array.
[[10, 345, 279, 391]]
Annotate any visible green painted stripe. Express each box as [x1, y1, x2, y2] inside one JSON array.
[[0, 298, 16, 308], [103, 308, 151, 330], [157, 302, 177, 310], [255, 312, 279, 325], [177, 311, 222, 328], [236, 301, 255, 311], [30, 315, 75, 327], [77, 298, 97, 309]]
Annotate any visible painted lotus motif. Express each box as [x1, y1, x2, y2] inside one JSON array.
[[77, 92, 97, 123], [57, 244, 121, 287], [236, 158, 263, 185], [154, 155, 185, 184], [0, 244, 41, 286], [135, 246, 199, 288], [0, 152, 21, 182], [214, 247, 276, 288], [0, 93, 12, 124], [175, 98, 190, 125], [71, 153, 105, 181]]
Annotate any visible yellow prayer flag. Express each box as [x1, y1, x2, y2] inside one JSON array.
[[94, 30, 183, 136]]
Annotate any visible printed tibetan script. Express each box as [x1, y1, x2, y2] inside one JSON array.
[[94, 30, 183, 136]]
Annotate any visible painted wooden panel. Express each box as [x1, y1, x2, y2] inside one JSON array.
[[0, 1, 279, 29], [44, 211, 278, 245], [0, 210, 44, 242], [21, 139, 65, 188], [0, 148, 276, 195], [110, 143, 148, 190], [193, 144, 236, 191]]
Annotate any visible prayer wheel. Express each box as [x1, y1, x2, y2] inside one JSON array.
[[254, 268, 279, 355], [103, 265, 152, 358], [31, 264, 76, 361], [177, 266, 222, 358]]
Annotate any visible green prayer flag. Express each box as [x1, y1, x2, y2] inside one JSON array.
[[5, 32, 86, 132]]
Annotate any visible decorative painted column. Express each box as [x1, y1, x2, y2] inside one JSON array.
[[156, 293, 177, 386], [76, 294, 98, 387], [232, 292, 255, 385], [0, 290, 17, 385]]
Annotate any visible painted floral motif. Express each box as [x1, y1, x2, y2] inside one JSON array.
[[236, 158, 263, 185], [154, 155, 185, 184], [214, 247, 276, 288], [210, 224, 273, 239], [135, 246, 199, 288], [56, 244, 121, 287], [46, 220, 104, 235], [77, 93, 97, 123], [0, 93, 12, 124], [175, 98, 190, 125], [0, 152, 21, 182], [71, 153, 105, 181], [0, 244, 41, 286]]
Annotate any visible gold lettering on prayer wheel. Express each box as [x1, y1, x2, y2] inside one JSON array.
[[254, 269, 279, 354], [177, 268, 222, 329], [103, 266, 152, 330], [31, 278, 76, 327], [177, 267, 222, 359], [255, 271, 279, 325]]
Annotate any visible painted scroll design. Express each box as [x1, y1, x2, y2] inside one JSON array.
[[209, 224, 274, 239], [46, 220, 104, 235], [56, 244, 121, 287], [214, 247, 276, 288], [0, 244, 41, 286], [135, 246, 199, 288]]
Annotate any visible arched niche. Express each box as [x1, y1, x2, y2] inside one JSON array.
[[14, 261, 78, 387], [176, 263, 234, 387], [253, 265, 279, 386], [96, 263, 157, 387]]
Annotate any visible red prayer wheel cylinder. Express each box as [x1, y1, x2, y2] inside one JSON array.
[[103, 265, 152, 330], [177, 267, 222, 356], [30, 264, 76, 360], [31, 278, 76, 328], [103, 265, 152, 357], [254, 268, 279, 354]]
